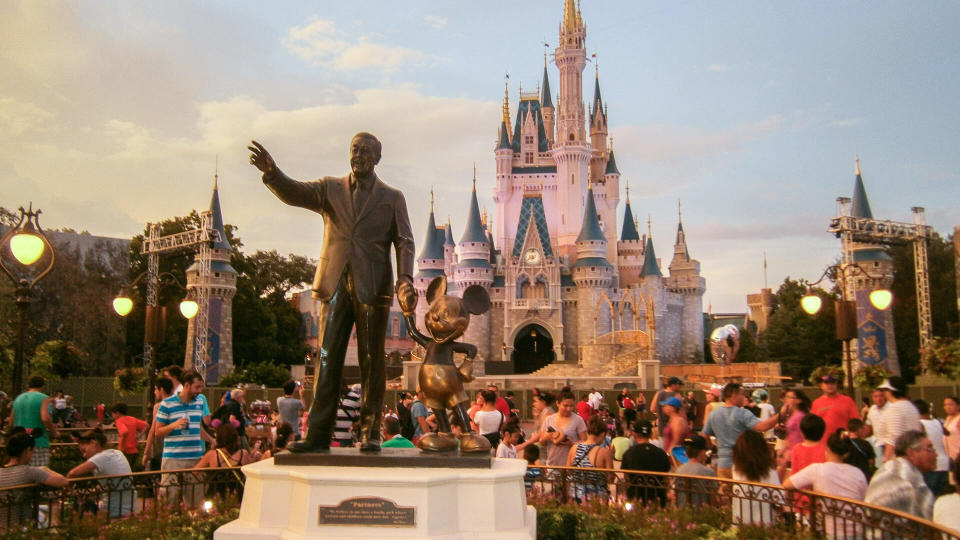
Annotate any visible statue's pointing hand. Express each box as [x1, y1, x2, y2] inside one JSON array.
[[248, 140, 276, 175]]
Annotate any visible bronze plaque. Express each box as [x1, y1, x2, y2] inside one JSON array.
[[318, 497, 415, 527]]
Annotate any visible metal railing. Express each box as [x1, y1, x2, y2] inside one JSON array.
[[526, 465, 960, 540], [4, 461, 959, 539], [0, 467, 243, 532]]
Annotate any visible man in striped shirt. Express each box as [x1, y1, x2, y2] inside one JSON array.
[[155, 371, 206, 507], [334, 384, 361, 447]]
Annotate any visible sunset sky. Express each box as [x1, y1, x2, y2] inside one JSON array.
[[2, 1, 957, 311]]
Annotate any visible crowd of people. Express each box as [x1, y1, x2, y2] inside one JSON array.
[[5, 370, 960, 535]]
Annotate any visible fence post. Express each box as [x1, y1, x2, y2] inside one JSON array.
[[807, 491, 818, 535]]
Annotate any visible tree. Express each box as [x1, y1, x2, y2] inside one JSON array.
[[759, 277, 841, 383], [218, 360, 291, 388], [887, 232, 959, 380], [734, 326, 767, 364]]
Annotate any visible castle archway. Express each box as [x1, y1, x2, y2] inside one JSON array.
[[512, 324, 555, 374]]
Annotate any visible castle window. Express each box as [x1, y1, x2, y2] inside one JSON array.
[[214, 272, 220, 278], [525, 152, 533, 164], [524, 135, 534, 145], [569, 133, 575, 141], [392, 318, 400, 337]]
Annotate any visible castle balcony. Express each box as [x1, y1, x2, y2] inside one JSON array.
[[512, 298, 552, 311]]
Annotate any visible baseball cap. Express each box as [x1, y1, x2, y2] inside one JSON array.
[[667, 376, 682, 386], [682, 434, 707, 451], [663, 397, 683, 410], [633, 419, 653, 438], [877, 376, 906, 394]]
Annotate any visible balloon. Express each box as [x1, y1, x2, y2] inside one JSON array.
[[710, 324, 741, 365]]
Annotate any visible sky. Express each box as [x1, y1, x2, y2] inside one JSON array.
[[2, 1, 958, 312]]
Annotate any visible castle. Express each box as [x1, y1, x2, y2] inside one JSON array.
[[414, 0, 706, 377]]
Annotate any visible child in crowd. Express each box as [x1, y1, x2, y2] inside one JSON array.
[[523, 444, 543, 494], [497, 423, 521, 459], [790, 413, 826, 475], [845, 418, 876, 482]]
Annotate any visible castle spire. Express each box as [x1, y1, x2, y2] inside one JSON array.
[[417, 200, 444, 261], [461, 176, 488, 244], [563, 0, 578, 32], [620, 184, 640, 242], [502, 76, 510, 127], [851, 157, 873, 218], [541, 62, 553, 108], [673, 200, 690, 260], [209, 176, 231, 251], [639, 223, 662, 278], [576, 184, 606, 243]]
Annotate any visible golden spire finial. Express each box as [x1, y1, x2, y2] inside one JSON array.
[[625, 182, 630, 205], [647, 214, 652, 238], [855, 156, 861, 176], [678, 199, 682, 223], [481, 207, 488, 227], [214, 155, 219, 189], [502, 76, 510, 126], [609, 135, 614, 152], [430, 186, 434, 213], [563, 0, 577, 32]]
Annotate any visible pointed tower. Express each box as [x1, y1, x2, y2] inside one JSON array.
[[842, 158, 897, 371], [617, 184, 644, 286], [443, 218, 456, 276], [554, 0, 593, 259], [541, 59, 555, 146], [185, 175, 237, 383], [589, 67, 609, 177], [414, 189, 447, 326], [665, 202, 706, 362], [455, 177, 494, 368], [572, 184, 614, 355]]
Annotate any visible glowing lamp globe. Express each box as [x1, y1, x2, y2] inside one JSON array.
[[113, 296, 134, 317], [10, 232, 45, 265], [869, 289, 893, 310], [800, 294, 822, 315], [179, 300, 199, 319]]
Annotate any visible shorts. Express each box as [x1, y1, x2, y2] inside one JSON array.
[[30, 447, 50, 467]]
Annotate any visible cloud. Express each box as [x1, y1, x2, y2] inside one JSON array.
[[706, 63, 731, 72], [284, 19, 425, 71], [425, 15, 448, 29], [0, 96, 56, 136]]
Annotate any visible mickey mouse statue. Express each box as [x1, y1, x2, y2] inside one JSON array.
[[403, 276, 492, 453]]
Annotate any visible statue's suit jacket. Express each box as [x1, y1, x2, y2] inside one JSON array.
[[263, 170, 415, 305]]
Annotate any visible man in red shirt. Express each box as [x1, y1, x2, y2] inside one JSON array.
[[811, 373, 860, 442], [110, 402, 148, 470], [486, 385, 512, 420]]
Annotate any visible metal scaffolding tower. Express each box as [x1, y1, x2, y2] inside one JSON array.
[[828, 207, 934, 349], [141, 212, 221, 377]]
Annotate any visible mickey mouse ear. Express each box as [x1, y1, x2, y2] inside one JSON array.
[[426, 276, 447, 304], [461, 285, 491, 315]]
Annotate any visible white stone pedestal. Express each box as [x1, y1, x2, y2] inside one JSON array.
[[215, 457, 536, 540]]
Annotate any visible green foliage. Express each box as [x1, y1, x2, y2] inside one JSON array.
[[0, 343, 57, 384], [4, 499, 239, 539], [808, 365, 844, 386], [219, 360, 291, 388], [920, 336, 960, 378], [734, 326, 767, 363], [760, 277, 841, 383], [114, 366, 149, 396], [32, 340, 87, 379], [888, 232, 959, 380], [853, 364, 891, 390]]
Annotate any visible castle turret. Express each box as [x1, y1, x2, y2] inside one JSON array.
[[541, 61, 555, 146], [443, 218, 456, 276], [664, 204, 706, 362], [414, 190, 447, 325], [185, 176, 237, 383], [617, 185, 643, 286], [455, 178, 494, 366], [572, 184, 614, 352], [589, 68, 609, 174]]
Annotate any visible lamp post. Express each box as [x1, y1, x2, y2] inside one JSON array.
[[801, 264, 892, 391], [0, 204, 55, 395], [113, 271, 197, 407]]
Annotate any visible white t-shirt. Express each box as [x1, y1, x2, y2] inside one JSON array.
[[758, 402, 776, 437], [731, 468, 782, 526], [588, 391, 603, 411], [474, 409, 504, 435], [880, 400, 920, 447], [789, 462, 867, 538], [920, 418, 950, 472], [866, 403, 886, 441], [934, 493, 960, 533], [496, 441, 518, 459]]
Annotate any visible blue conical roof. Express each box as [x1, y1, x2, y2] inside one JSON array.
[[209, 184, 232, 251], [541, 65, 553, 108], [621, 199, 640, 241], [444, 222, 455, 246], [497, 121, 511, 150], [417, 210, 445, 260], [460, 183, 489, 244], [605, 150, 620, 175], [851, 171, 873, 219], [639, 236, 662, 278], [576, 186, 606, 243]]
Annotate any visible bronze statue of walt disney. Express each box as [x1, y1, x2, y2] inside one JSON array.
[[248, 134, 417, 453]]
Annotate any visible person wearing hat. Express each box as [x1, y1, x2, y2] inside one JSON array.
[[620, 419, 671, 507], [811, 373, 860, 444], [660, 396, 691, 457], [876, 377, 921, 462], [674, 434, 717, 508], [651, 376, 683, 430]]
